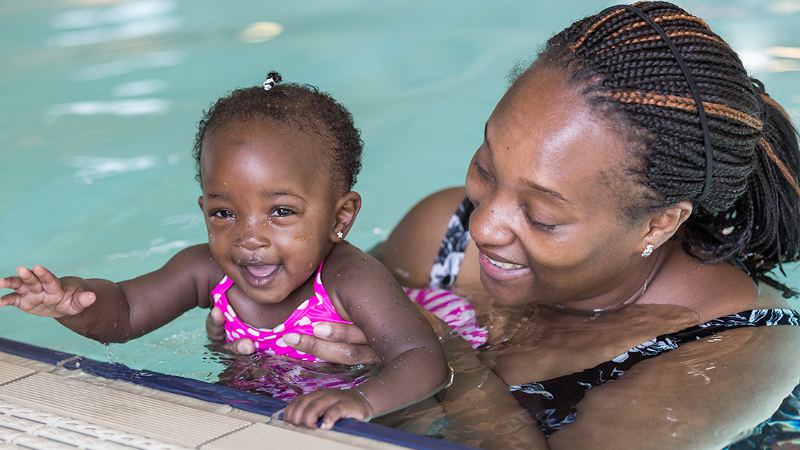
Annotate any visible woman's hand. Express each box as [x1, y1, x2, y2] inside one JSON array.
[[284, 388, 374, 430], [0, 266, 96, 317], [206, 307, 379, 363]]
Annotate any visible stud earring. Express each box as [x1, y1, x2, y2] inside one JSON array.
[[336, 231, 344, 240], [641, 244, 654, 258]]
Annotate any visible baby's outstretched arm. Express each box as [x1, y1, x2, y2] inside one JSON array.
[[284, 245, 450, 429], [0, 245, 220, 343]]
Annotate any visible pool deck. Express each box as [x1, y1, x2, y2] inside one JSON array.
[[0, 350, 410, 450]]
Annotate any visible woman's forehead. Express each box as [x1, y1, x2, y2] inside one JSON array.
[[487, 68, 630, 188]]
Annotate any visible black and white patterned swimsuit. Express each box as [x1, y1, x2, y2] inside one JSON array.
[[430, 197, 800, 436]]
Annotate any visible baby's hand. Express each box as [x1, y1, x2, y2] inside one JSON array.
[[0, 266, 96, 318], [284, 388, 374, 430]]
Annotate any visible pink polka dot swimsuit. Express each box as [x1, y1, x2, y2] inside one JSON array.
[[211, 261, 352, 362]]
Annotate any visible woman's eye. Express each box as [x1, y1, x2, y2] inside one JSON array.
[[531, 220, 558, 232], [526, 215, 558, 232], [522, 207, 558, 232], [211, 209, 234, 219], [474, 160, 494, 181], [270, 207, 294, 217]]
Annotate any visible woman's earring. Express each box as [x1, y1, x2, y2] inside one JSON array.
[[336, 231, 344, 240], [641, 244, 655, 258]]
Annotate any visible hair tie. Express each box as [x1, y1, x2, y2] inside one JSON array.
[[263, 71, 282, 91], [601, 4, 715, 204]]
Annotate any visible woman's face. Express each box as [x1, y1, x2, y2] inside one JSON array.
[[465, 65, 650, 307]]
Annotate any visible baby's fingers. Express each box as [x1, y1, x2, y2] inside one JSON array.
[[0, 276, 22, 290], [0, 292, 21, 308], [320, 403, 351, 430], [75, 291, 96, 309], [32, 266, 62, 295], [285, 392, 336, 428], [17, 267, 44, 294]]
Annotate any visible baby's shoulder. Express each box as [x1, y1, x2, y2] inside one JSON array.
[[322, 242, 401, 299], [166, 243, 224, 294]]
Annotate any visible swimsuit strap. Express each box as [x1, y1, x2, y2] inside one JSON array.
[[510, 308, 800, 435], [429, 197, 474, 289]]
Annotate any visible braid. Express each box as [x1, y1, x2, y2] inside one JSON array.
[[534, 1, 800, 277]]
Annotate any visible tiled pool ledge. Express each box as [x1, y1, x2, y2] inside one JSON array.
[[0, 337, 472, 449]]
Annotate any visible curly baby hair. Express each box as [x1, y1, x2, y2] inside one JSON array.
[[193, 71, 363, 191]]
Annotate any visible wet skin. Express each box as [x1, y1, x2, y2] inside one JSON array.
[[207, 65, 800, 448], [1, 118, 449, 431], [198, 120, 345, 322]]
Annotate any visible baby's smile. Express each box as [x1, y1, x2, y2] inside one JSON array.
[[238, 263, 282, 287]]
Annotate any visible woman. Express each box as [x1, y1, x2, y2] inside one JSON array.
[[208, 2, 800, 447]]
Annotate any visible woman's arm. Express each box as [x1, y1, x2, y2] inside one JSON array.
[[373, 186, 467, 287], [550, 324, 800, 449], [1, 244, 219, 343]]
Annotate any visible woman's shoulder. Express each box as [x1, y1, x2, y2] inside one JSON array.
[[374, 186, 467, 287]]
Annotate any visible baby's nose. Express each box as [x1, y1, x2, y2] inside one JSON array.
[[237, 217, 271, 249]]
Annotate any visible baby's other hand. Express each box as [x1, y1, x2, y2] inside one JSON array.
[[0, 266, 95, 318], [284, 388, 373, 430]]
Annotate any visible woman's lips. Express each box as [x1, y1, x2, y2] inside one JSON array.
[[238, 264, 281, 287], [478, 252, 531, 282]]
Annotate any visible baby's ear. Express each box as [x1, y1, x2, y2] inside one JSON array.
[[331, 191, 362, 242], [197, 195, 204, 211]]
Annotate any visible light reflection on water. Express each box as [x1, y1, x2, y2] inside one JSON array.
[[2, 0, 799, 448]]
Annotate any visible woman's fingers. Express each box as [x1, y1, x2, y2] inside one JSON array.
[[312, 321, 369, 344], [286, 333, 379, 365], [205, 307, 227, 341], [223, 338, 256, 355]]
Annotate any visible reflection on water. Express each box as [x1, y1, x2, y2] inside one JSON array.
[[215, 350, 379, 402]]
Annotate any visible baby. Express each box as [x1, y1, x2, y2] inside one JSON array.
[[0, 72, 449, 430]]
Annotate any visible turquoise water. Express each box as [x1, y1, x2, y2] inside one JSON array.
[[2, 0, 799, 428]]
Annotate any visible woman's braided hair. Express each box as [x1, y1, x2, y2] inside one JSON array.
[[533, 1, 800, 278]]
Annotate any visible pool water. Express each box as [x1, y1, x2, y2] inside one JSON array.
[[2, 0, 799, 445]]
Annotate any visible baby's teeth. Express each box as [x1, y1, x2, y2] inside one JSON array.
[[487, 256, 524, 270]]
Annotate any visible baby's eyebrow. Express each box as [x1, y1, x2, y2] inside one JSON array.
[[206, 192, 227, 200], [261, 190, 306, 203]]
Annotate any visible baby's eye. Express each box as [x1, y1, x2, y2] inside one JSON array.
[[211, 209, 234, 219], [270, 207, 295, 217]]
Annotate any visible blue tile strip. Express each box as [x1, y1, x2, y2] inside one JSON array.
[[0, 337, 472, 450]]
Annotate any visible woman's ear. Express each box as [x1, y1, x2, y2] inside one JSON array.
[[331, 191, 362, 242], [641, 200, 693, 252]]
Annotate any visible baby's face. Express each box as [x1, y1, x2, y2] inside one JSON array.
[[199, 120, 338, 304]]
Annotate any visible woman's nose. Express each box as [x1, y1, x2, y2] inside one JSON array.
[[469, 194, 516, 248], [236, 216, 271, 250]]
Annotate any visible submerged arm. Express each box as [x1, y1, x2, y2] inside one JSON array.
[[550, 325, 800, 449]]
